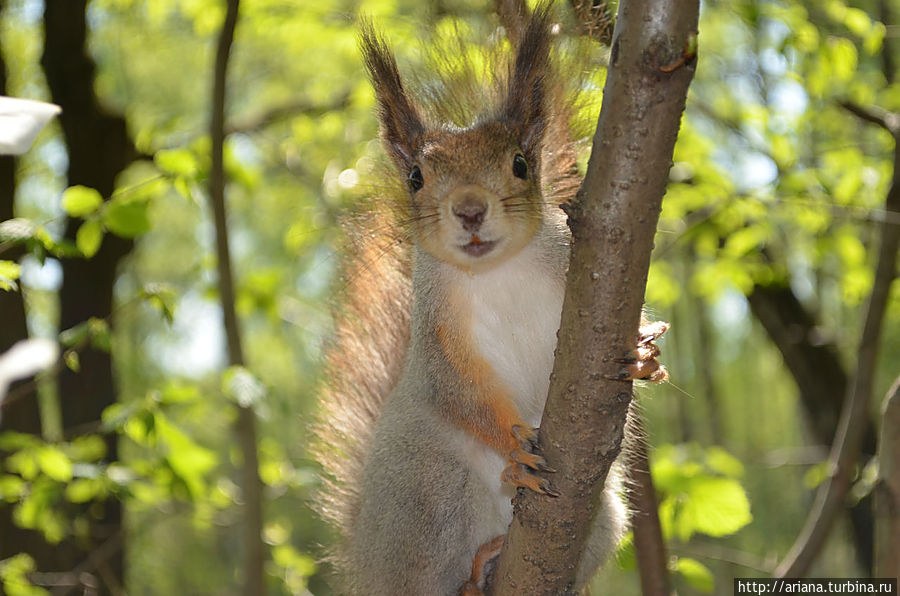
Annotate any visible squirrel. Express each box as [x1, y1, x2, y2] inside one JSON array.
[[313, 5, 668, 595]]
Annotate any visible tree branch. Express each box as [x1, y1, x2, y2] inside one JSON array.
[[775, 114, 900, 578], [226, 91, 352, 135], [878, 0, 895, 86], [208, 1, 265, 593], [838, 100, 900, 135], [874, 375, 900, 577], [628, 416, 671, 596], [489, 0, 698, 591]]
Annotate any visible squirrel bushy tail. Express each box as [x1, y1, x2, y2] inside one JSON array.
[[311, 208, 411, 536]]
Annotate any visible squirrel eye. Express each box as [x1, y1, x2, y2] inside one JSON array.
[[408, 165, 424, 192], [512, 154, 528, 180]]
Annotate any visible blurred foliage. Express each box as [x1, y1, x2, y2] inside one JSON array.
[[1, 0, 899, 594]]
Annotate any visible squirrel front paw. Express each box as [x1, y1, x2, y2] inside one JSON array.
[[607, 320, 670, 383], [500, 425, 560, 497]]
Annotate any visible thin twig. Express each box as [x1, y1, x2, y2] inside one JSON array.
[[838, 100, 900, 135], [209, 0, 265, 593], [874, 375, 900, 576], [673, 541, 776, 574], [775, 111, 900, 578], [628, 415, 671, 596], [226, 91, 352, 135]]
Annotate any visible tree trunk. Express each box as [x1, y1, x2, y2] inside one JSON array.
[[489, 0, 698, 592], [36, 0, 138, 591]]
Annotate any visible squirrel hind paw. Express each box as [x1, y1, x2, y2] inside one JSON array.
[[460, 535, 505, 596]]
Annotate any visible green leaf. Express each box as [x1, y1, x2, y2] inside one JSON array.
[[676, 476, 753, 540], [0, 431, 42, 452], [68, 435, 107, 462], [0, 553, 49, 596], [64, 350, 80, 373], [153, 412, 217, 499], [140, 283, 177, 324], [705, 446, 745, 478], [672, 557, 714, 593], [155, 148, 198, 178], [65, 478, 102, 503], [6, 449, 39, 480], [37, 446, 73, 482], [0, 475, 27, 501], [102, 197, 150, 237], [159, 382, 200, 404], [61, 186, 104, 218], [0, 260, 21, 291], [75, 219, 104, 258]]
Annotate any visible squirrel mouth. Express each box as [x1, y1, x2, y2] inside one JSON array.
[[460, 236, 496, 257]]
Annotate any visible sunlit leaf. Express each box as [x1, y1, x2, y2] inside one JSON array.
[[675, 476, 753, 541], [103, 197, 151, 237], [36, 446, 73, 482], [75, 219, 104, 258], [155, 148, 198, 178], [0, 260, 20, 291], [61, 186, 103, 218], [672, 557, 714, 593]]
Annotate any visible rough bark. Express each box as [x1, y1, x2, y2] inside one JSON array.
[[874, 376, 900, 577], [489, 0, 698, 592], [208, 1, 265, 592], [38, 0, 138, 590]]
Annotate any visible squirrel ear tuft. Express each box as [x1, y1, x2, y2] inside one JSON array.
[[503, 3, 553, 160], [359, 22, 424, 171]]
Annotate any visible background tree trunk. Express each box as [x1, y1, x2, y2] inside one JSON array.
[[489, 0, 698, 592], [208, 1, 266, 592], [35, 0, 138, 591]]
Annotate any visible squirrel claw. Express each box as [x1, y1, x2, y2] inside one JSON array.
[[501, 462, 560, 497], [606, 321, 669, 383], [510, 447, 555, 473], [511, 424, 537, 446], [639, 320, 669, 344]]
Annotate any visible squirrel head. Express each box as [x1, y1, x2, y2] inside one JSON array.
[[360, 8, 555, 272]]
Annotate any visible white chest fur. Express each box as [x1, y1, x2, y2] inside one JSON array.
[[451, 240, 566, 532], [458, 242, 565, 427]]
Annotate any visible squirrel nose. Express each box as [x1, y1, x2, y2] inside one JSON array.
[[452, 197, 487, 232]]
